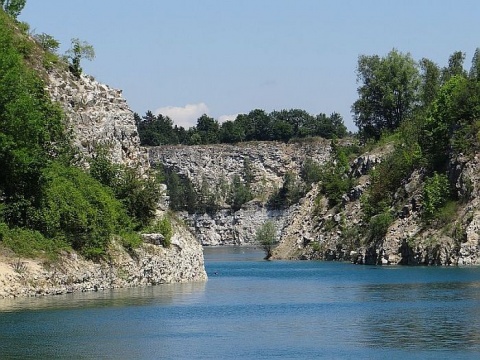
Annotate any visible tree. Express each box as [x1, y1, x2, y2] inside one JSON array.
[[137, 111, 178, 146], [33, 33, 60, 53], [469, 48, 480, 80], [271, 109, 313, 138], [352, 49, 420, 140], [255, 220, 277, 260], [228, 175, 252, 211], [441, 51, 466, 82], [196, 114, 220, 144], [419, 58, 441, 108], [220, 120, 245, 143], [66, 38, 95, 77], [1, 0, 26, 18]]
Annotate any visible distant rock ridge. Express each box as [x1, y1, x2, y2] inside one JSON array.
[[149, 139, 333, 246], [152, 139, 480, 266]]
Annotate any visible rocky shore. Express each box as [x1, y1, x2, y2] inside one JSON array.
[[0, 226, 207, 299]]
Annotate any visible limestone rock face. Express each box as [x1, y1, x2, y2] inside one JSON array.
[[149, 140, 333, 245], [0, 231, 207, 299], [47, 71, 149, 170], [149, 140, 332, 197]]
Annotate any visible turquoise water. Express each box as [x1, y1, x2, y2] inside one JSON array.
[[1, 247, 480, 359]]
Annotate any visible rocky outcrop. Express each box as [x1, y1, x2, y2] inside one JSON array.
[[272, 147, 480, 266], [149, 140, 332, 197], [47, 70, 149, 170], [180, 203, 289, 246], [0, 218, 207, 299], [0, 67, 207, 298], [149, 140, 333, 245]]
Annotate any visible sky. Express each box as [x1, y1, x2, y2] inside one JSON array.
[[20, 0, 480, 131]]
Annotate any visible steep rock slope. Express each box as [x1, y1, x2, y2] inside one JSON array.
[[273, 151, 480, 266], [149, 140, 332, 245], [1, 66, 207, 298]]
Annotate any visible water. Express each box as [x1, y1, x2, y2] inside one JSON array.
[[1, 247, 480, 359]]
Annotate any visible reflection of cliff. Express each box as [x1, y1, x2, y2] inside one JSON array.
[[0, 281, 206, 312], [358, 281, 480, 349]]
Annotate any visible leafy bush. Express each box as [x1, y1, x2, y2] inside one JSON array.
[[144, 215, 173, 247], [36, 162, 132, 259], [367, 211, 393, 243], [228, 175, 253, 211], [422, 172, 451, 220], [255, 220, 277, 260], [268, 171, 305, 209], [90, 152, 163, 227], [301, 158, 323, 186]]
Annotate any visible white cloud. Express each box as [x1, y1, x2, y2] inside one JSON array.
[[218, 113, 240, 123], [154, 102, 209, 128]]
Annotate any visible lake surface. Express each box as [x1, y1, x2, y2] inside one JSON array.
[[1, 246, 480, 359]]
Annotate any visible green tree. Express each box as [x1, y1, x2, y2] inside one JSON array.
[[255, 220, 277, 260], [196, 114, 220, 144], [66, 38, 95, 77], [137, 111, 178, 146], [441, 51, 466, 82], [1, 0, 26, 18], [228, 175, 252, 211], [420, 75, 478, 169], [220, 120, 245, 143], [422, 172, 450, 220], [469, 48, 480, 80], [352, 49, 420, 140], [419, 58, 441, 107]]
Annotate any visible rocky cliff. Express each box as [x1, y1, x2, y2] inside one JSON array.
[[149, 140, 333, 245], [272, 150, 480, 266], [0, 67, 207, 298], [0, 219, 206, 298], [151, 138, 480, 266]]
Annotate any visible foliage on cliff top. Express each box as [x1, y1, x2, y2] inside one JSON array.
[[136, 109, 348, 146]]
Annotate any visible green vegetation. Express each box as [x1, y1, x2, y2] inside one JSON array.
[[357, 47, 480, 243], [65, 38, 95, 77], [1, 0, 26, 18], [143, 215, 173, 247], [0, 11, 164, 260], [255, 220, 277, 260], [268, 171, 305, 209], [136, 108, 348, 146]]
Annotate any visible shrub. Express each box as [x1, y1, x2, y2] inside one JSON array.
[[367, 211, 393, 243], [255, 220, 277, 260], [300, 158, 323, 186], [229, 175, 252, 211], [422, 172, 451, 220], [144, 215, 173, 247], [36, 162, 132, 259], [0, 224, 68, 259]]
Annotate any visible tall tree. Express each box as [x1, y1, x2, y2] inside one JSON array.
[[352, 49, 420, 140], [469, 48, 480, 80], [196, 114, 220, 144], [1, 0, 26, 18], [441, 51, 466, 82], [419, 58, 441, 107]]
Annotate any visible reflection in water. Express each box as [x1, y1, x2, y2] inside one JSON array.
[[358, 281, 480, 351], [2, 249, 480, 359], [0, 281, 206, 313]]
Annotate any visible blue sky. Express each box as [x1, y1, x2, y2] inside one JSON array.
[[20, 0, 480, 131]]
